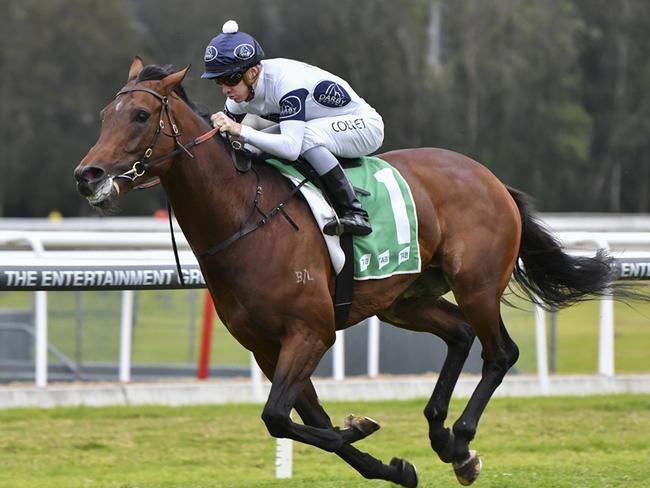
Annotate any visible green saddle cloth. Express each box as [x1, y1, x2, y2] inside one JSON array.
[[265, 156, 421, 280]]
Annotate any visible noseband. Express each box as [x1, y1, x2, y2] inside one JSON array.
[[113, 86, 218, 182]]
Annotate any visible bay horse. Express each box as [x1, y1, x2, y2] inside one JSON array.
[[74, 58, 618, 487]]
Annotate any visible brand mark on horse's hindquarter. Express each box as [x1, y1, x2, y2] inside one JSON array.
[[295, 269, 315, 284]]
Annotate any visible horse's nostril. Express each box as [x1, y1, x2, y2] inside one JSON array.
[[75, 165, 106, 183]]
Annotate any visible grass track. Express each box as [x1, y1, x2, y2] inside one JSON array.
[[0, 394, 649, 487]]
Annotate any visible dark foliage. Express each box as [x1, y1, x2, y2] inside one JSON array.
[[1, 0, 649, 217]]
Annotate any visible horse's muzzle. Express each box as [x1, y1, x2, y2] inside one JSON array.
[[74, 164, 107, 197], [74, 164, 119, 207]]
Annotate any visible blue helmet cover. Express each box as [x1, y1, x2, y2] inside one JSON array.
[[202, 29, 264, 79]]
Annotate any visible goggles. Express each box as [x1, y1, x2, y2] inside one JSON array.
[[213, 71, 244, 86]]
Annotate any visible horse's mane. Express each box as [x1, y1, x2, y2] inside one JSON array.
[[137, 64, 212, 125]]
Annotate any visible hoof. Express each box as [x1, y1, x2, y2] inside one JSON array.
[[340, 415, 381, 444], [390, 457, 418, 488], [345, 414, 380, 436], [453, 450, 482, 486]]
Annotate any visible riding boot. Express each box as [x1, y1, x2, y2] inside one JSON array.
[[320, 165, 372, 236]]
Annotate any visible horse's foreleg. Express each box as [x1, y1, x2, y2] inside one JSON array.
[[295, 380, 418, 487], [295, 381, 378, 445], [260, 329, 346, 452], [380, 297, 476, 464], [252, 329, 418, 487], [257, 343, 418, 487]]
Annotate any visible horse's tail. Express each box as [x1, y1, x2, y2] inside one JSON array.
[[507, 186, 617, 310]]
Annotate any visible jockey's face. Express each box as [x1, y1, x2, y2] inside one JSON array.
[[220, 79, 250, 103], [217, 65, 260, 103]]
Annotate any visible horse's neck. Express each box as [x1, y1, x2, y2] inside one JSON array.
[[159, 117, 253, 255]]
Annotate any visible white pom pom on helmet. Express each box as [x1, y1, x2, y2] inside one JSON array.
[[222, 20, 239, 34]]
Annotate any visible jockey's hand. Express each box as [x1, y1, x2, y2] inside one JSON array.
[[210, 112, 241, 137]]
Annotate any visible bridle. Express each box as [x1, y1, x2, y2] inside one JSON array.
[[111, 85, 219, 286], [113, 86, 218, 183], [109, 84, 307, 284]]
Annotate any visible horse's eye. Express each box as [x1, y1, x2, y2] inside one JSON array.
[[134, 110, 150, 123]]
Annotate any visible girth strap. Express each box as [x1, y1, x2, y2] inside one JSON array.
[[334, 234, 354, 329]]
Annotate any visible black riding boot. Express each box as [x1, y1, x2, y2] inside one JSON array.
[[320, 165, 372, 236]]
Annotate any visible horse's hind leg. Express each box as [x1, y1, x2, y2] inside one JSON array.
[[380, 297, 476, 463], [448, 292, 519, 485]]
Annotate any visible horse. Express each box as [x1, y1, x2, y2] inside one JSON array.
[[74, 57, 619, 487]]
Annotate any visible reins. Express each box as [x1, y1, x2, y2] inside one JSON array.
[[112, 84, 307, 283]]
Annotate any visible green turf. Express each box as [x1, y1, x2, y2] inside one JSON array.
[[0, 395, 648, 487]]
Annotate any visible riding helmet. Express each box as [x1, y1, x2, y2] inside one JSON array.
[[201, 20, 265, 79]]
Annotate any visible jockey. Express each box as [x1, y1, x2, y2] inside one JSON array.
[[202, 20, 384, 237]]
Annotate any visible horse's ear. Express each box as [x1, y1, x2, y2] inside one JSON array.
[[160, 66, 191, 95], [127, 56, 145, 83]]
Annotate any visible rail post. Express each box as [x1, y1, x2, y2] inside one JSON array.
[[119, 289, 135, 383], [197, 291, 214, 379]]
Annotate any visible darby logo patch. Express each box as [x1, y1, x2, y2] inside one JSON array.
[[204, 45, 219, 62], [314, 80, 351, 108], [280, 96, 302, 118], [234, 43, 255, 60]]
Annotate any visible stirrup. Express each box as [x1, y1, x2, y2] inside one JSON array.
[[323, 214, 344, 236], [323, 214, 372, 237]]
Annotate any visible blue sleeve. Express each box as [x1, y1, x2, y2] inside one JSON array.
[[279, 88, 309, 122]]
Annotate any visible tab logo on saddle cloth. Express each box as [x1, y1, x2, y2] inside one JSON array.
[[265, 156, 421, 280]]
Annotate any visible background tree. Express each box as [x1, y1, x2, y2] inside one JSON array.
[[0, 0, 145, 216], [0, 0, 648, 217], [575, 0, 650, 212]]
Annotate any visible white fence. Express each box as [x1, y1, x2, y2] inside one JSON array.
[[1, 217, 650, 393]]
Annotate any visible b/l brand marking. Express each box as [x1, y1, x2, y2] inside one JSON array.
[[295, 269, 315, 284]]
